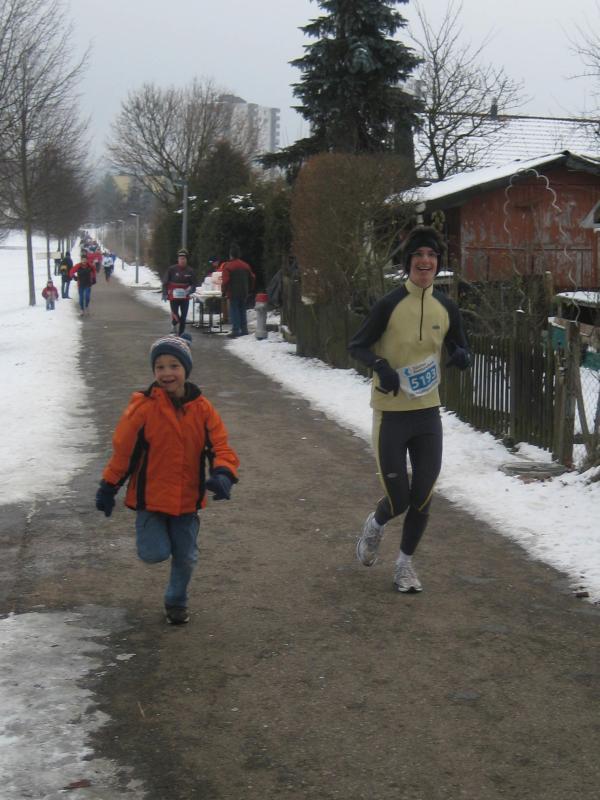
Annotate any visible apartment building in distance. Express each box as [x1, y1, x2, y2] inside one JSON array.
[[219, 94, 281, 157]]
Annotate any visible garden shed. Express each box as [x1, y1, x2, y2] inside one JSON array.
[[417, 151, 600, 291]]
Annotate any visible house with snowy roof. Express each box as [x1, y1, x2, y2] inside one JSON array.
[[415, 150, 600, 291]]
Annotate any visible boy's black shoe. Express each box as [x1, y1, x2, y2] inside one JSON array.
[[165, 605, 190, 625]]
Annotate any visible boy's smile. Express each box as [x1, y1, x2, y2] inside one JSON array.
[[153, 354, 186, 398], [409, 248, 438, 288]]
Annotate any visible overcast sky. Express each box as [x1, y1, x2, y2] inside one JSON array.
[[68, 0, 599, 167]]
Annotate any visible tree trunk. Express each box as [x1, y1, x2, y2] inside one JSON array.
[[46, 232, 51, 281], [25, 220, 36, 306]]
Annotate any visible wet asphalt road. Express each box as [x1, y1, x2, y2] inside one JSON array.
[[1, 275, 600, 800]]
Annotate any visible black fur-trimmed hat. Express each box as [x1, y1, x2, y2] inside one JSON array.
[[401, 226, 446, 273], [150, 335, 192, 377]]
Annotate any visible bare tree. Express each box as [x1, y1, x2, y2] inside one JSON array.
[[108, 79, 240, 209], [31, 138, 91, 244], [0, 0, 33, 141], [0, 0, 89, 304], [410, 1, 525, 180], [569, 1, 600, 104]]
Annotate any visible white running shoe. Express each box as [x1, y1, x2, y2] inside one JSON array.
[[356, 512, 385, 567], [393, 560, 423, 593]]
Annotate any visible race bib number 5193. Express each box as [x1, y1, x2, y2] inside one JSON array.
[[398, 356, 440, 398]]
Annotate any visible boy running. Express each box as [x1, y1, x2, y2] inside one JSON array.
[[95, 335, 239, 624]]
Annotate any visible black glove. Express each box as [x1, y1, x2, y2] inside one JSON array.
[[445, 346, 470, 370], [95, 480, 118, 517], [205, 472, 233, 501], [373, 358, 400, 396]]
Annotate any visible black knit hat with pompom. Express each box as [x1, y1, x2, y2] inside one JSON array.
[[402, 226, 446, 274]]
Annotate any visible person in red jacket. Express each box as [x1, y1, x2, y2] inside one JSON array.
[[161, 248, 197, 336], [41, 280, 59, 310], [70, 252, 97, 315], [86, 244, 103, 270], [95, 335, 239, 625], [221, 243, 255, 338]]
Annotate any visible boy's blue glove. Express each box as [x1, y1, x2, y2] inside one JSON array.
[[205, 472, 232, 501], [373, 358, 400, 395], [445, 346, 470, 370], [96, 480, 118, 517]]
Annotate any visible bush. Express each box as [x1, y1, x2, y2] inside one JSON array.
[[290, 152, 414, 309]]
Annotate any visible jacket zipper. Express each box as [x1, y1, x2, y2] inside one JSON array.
[[419, 288, 425, 341]]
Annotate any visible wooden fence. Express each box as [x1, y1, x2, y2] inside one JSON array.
[[281, 271, 364, 369], [440, 330, 557, 453], [436, 320, 596, 468]]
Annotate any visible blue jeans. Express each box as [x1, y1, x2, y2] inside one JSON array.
[[135, 511, 199, 607], [229, 297, 248, 335], [78, 286, 91, 310]]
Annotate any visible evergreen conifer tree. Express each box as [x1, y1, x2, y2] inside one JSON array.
[[262, 0, 421, 176]]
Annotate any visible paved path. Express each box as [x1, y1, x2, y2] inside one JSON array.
[[2, 276, 600, 800]]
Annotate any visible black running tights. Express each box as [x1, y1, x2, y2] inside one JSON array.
[[372, 407, 443, 556], [170, 299, 190, 335]]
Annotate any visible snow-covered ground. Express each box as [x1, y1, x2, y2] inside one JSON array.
[[0, 233, 142, 799], [1, 231, 599, 799], [0, 232, 96, 504]]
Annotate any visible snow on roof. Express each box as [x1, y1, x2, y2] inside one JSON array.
[[413, 151, 600, 204], [482, 116, 599, 165], [556, 291, 600, 306], [413, 115, 600, 181]]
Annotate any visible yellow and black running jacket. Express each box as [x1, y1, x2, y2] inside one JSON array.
[[348, 279, 469, 412]]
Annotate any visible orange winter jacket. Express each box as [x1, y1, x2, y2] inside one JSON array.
[[102, 383, 239, 515]]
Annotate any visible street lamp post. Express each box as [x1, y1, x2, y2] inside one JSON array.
[[117, 219, 125, 269], [182, 178, 188, 251], [129, 212, 140, 283], [174, 177, 196, 251]]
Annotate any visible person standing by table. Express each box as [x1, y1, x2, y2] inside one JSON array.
[[221, 244, 255, 338], [162, 248, 197, 336], [208, 258, 229, 323]]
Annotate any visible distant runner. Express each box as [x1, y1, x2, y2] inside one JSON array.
[[162, 248, 196, 337], [70, 251, 97, 316]]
